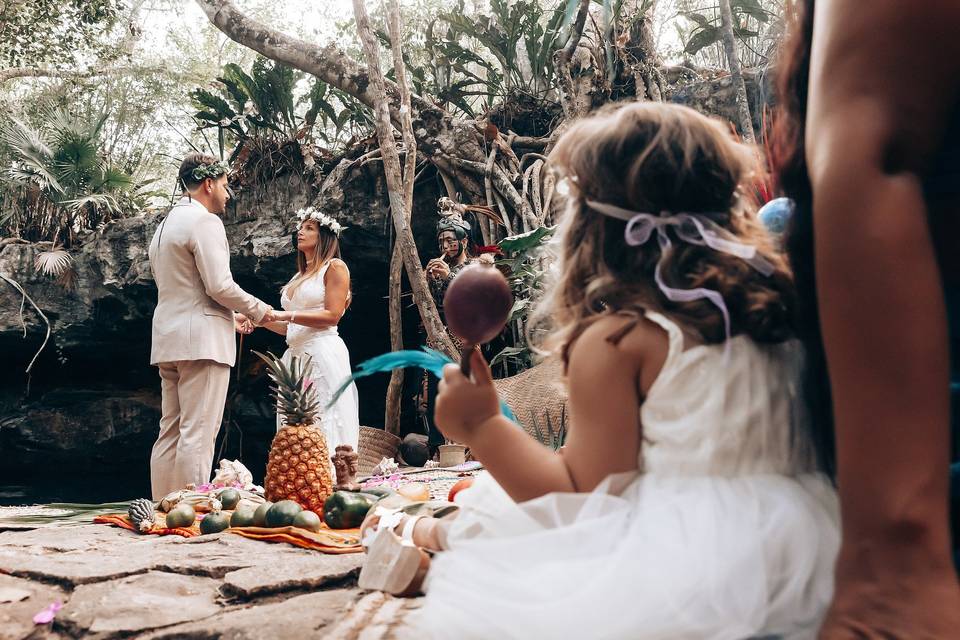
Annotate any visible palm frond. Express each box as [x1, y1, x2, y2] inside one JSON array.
[[0, 501, 134, 527], [34, 249, 72, 277], [62, 193, 120, 213]]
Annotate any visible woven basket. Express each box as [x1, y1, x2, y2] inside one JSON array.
[[357, 425, 401, 475], [493, 357, 568, 445]]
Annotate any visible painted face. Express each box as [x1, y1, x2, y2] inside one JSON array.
[[438, 230, 463, 259], [207, 175, 231, 214], [298, 219, 320, 254]]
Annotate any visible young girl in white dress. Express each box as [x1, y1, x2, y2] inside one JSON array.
[[259, 208, 359, 454], [359, 102, 840, 639]]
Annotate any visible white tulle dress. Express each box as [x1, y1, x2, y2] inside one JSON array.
[[409, 312, 840, 640], [277, 262, 359, 454]]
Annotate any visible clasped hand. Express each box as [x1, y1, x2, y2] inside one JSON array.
[[235, 308, 288, 334], [434, 349, 501, 445]]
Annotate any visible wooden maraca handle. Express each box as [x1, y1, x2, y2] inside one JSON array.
[[460, 344, 476, 378]]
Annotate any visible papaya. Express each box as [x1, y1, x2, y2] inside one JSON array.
[[323, 491, 377, 529], [292, 510, 323, 532], [265, 500, 303, 527], [218, 488, 241, 510], [165, 504, 196, 529], [252, 501, 273, 527], [230, 506, 257, 528], [199, 511, 230, 535]]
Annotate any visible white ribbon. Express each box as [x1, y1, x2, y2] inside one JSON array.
[[586, 200, 775, 346]]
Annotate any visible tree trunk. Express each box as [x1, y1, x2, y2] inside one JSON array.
[[383, 0, 419, 436], [718, 0, 755, 142], [623, 9, 664, 102], [352, 0, 457, 363], [555, 0, 593, 120]]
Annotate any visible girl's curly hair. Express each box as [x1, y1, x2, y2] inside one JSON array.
[[531, 102, 798, 367]]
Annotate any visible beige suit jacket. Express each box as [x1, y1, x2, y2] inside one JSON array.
[[148, 197, 269, 366]]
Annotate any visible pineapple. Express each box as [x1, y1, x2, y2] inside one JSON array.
[[254, 350, 334, 514]]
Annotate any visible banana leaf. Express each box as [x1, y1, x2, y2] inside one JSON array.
[[0, 501, 135, 527]]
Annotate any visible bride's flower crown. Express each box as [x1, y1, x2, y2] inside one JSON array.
[[295, 206, 345, 236]]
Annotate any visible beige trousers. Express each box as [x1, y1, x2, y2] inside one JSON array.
[[150, 360, 231, 500]]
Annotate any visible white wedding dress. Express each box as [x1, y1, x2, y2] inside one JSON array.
[[408, 311, 840, 640], [277, 262, 359, 454]]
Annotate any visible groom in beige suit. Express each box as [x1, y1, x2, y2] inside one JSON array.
[[147, 153, 275, 499]]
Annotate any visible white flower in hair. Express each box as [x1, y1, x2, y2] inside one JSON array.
[[295, 206, 345, 235]]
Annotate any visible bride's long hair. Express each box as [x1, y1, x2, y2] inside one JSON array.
[[285, 223, 347, 304]]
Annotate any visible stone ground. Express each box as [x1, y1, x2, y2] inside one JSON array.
[[0, 508, 419, 639]]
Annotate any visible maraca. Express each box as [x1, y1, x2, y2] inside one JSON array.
[[442, 263, 513, 377]]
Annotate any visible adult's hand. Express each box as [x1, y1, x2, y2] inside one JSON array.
[[234, 313, 254, 334], [427, 258, 450, 280], [260, 307, 279, 324]]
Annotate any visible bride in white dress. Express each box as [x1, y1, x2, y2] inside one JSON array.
[[258, 208, 359, 453]]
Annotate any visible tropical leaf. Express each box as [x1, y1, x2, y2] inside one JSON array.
[[0, 118, 63, 192], [684, 25, 722, 55], [0, 502, 135, 527], [498, 225, 556, 253], [683, 11, 714, 28], [190, 88, 236, 122], [94, 166, 135, 192], [491, 345, 529, 366], [34, 249, 72, 277], [732, 0, 771, 23], [62, 193, 120, 213]]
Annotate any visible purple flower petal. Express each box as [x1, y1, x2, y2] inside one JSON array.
[[33, 601, 62, 625]]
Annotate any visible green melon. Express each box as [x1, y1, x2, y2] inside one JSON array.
[[265, 500, 303, 527], [218, 488, 241, 510], [165, 505, 196, 528], [199, 511, 231, 535], [230, 506, 257, 528], [292, 510, 322, 532], [252, 501, 273, 527]]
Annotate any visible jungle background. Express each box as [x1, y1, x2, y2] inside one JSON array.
[[0, 0, 786, 504]]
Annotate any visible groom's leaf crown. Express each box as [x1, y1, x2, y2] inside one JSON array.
[[296, 206, 345, 236], [190, 161, 230, 182]]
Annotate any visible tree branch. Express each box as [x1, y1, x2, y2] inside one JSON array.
[[384, 0, 419, 435], [352, 0, 457, 360], [558, 0, 592, 67]]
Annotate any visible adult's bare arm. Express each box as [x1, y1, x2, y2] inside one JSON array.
[[806, 0, 960, 633]]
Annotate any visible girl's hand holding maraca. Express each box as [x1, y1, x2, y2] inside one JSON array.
[[435, 349, 500, 445]]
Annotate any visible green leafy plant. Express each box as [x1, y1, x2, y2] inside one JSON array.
[[680, 0, 782, 66], [492, 225, 556, 372], [530, 406, 567, 451], [0, 107, 156, 246], [190, 56, 374, 182]]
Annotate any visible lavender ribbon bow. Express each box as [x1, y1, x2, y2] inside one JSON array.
[[586, 200, 775, 346]]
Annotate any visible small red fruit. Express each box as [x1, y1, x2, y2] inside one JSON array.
[[447, 477, 475, 503]]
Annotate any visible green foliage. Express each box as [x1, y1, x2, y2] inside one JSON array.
[[680, 0, 781, 64], [253, 350, 321, 427], [492, 225, 556, 371], [381, 0, 582, 116], [441, 0, 572, 96], [0, 0, 127, 68], [190, 55, 374, 163], [0, 108, 158, 245], [530, 406, 567, 451]]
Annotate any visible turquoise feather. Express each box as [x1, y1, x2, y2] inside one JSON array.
[[327, 347, 517, 423]]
